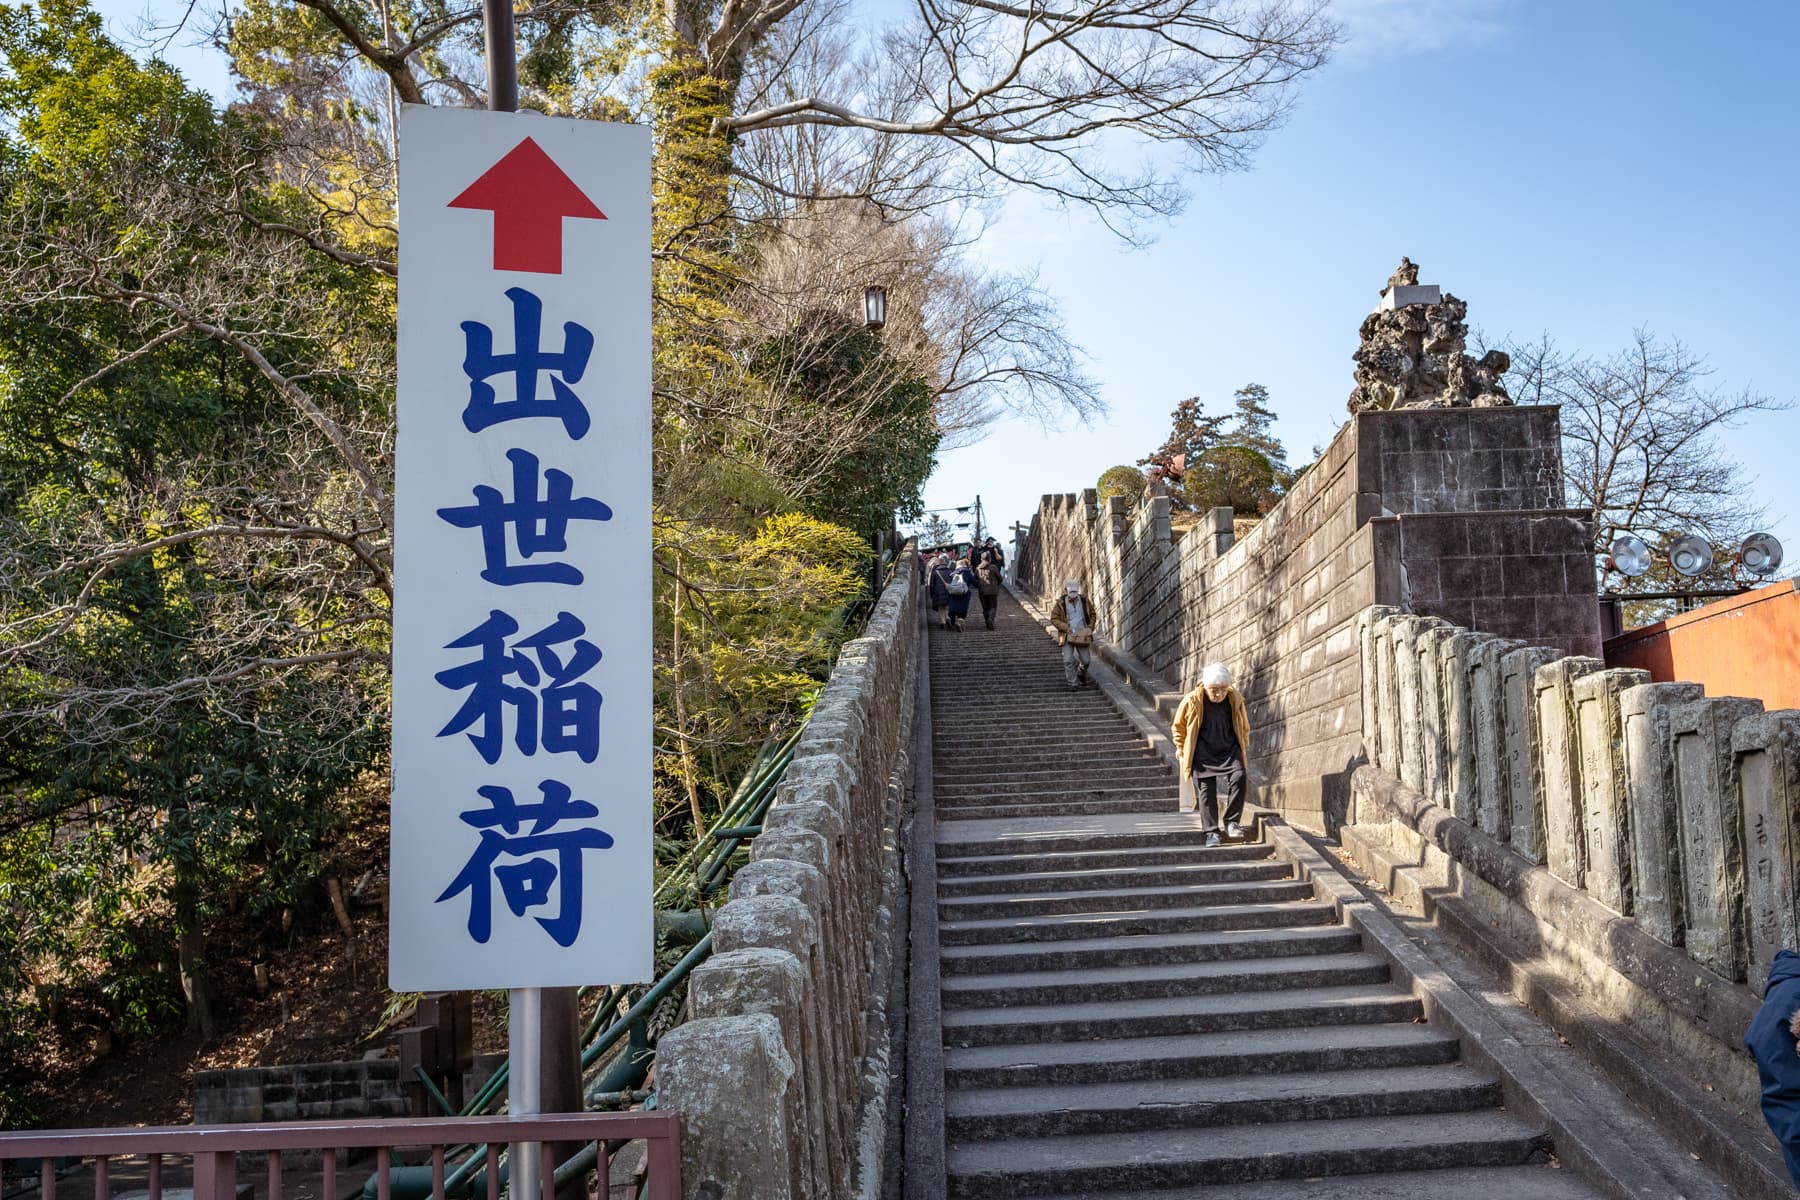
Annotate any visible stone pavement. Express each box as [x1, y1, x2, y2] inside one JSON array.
[[919, 589, 1597, 1198]]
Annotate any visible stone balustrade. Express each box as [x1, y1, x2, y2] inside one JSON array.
[[1350, 604, 1800, 1183], [657, 547, 920, 1200]]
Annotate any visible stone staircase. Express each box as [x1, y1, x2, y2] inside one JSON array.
[[922, 590, 1600, 1198]]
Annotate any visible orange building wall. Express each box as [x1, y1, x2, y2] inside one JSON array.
[[1603, 579, 1800, 711]]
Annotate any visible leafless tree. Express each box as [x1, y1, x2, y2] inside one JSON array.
[[1504, 330, 1792, 592], [720, 0, 1338, 233]]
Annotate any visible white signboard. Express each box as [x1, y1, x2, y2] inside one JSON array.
[[390, 105, 652, 989]]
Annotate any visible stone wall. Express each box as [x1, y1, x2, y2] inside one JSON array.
[[194, 1059, 408, 1124], [1015, 406, 1600, 829], [1347, 606, 1800, 1195], [657, 546, 920, 1200]]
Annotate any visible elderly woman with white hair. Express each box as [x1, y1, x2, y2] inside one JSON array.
[[1171, 661, 1252, 846]]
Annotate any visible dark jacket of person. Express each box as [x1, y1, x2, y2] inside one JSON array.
[[975, 559, 1002, 598], [929, 562, 954, 608], [1747, 949, 1800, 1188]]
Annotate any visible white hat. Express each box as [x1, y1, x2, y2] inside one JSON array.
[[1064, 579, 1082, 595], [1202, 662, 1232, 687]]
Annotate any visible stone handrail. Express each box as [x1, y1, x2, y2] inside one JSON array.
[[657, 544, 921, 1200], [1351, 604, 1800, 1193]]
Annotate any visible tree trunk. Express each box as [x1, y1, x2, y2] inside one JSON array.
[[669, 564, 706, 831], [174, 876, 216, 1039]]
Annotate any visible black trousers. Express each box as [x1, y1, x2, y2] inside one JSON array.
[[979, 592, 998, 628], [1193, 763, 1246, 831]]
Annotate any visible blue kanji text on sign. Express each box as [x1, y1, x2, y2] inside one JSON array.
[[436, 447, 612, 586], [461, 286, 595, 439], [435, 609, 604, 764], [436, 779, 615, 947]]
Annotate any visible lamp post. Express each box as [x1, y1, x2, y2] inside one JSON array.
[[863, 284, 887, 330]]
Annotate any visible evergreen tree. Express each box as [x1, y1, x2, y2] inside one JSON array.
[[1226, 384, 1290, 480]]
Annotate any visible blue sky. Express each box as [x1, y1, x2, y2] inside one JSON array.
[[89, 0, 1800, 562]]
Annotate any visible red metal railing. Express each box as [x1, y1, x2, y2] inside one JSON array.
[[0, 1112, 679, 1200]]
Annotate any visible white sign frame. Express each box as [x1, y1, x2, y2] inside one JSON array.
[[390, 105, 653, 990]]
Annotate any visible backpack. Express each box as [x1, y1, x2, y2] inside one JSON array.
[[947, 570, 970, 596], [977, 562, 1000, 591]]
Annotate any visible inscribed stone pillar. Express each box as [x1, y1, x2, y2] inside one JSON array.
[[1733, 710, 1800, 996], [656, 1014, 795, 1200], [1418, 625, 1458, 808], [1468, 637, 1522, 839], [1359, 605, 1401, 769], [1571, 668, 1651, 913], [1534, 656, 1605, 891], [1374, 614, 1404, 775], [1620, 682, 1705, 946], [689, 950, 816, 1200], [1670, 696, 1765, 981], [1393, 616, 1450, 793], [1438, 630, 1489, 824], [1500, 646, 1562, 860]]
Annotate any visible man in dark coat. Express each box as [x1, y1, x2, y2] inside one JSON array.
[[975, 556, 1002, 629], [1747, 950, 1800, 1188]]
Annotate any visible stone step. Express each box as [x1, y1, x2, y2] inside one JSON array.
[[936, 769, 1175, 800], [936, 734, 1144, 759], [937, 795, 1177, 821], [938, 759, 1168, 786], [938, 924, 1361, 976], [939, 951, 1391, 1009], [939, 983, 1423, 1047], [936, 858, 1289, 897], [937, 840, 1273, 878], [943, 1110, 1550, 1197], [938, 898, 1339, 945], [933, 715, 1142, 735], [936, 759, 1173, 788], [944, 1063, 1502, 1140], [936, 770, 1173, 798], [936, 827, 1260, 863], [1003, 1165, 1603, 1200], [944, 1022, 1460, 1089], [938, 877, 1312, 921]]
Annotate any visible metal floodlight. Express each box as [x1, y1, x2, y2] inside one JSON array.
[[1739, 532, 1784, 577], [1607, 534, 1653, 577], [863, 284, 887, 330], [1667, 533, 1715, 578]]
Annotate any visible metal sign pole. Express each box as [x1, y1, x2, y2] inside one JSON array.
[[482, 0, 519, 113], [480, 18, 538, 1199], [509, 986, 542, 1200]]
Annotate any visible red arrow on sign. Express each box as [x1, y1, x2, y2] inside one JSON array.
[[448, 136, 606, 275]]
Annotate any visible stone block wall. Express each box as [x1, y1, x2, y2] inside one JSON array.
[[1353, 607, 1800, 1125], [193, 1060, 408, 1124], [657, 547, 921, 1200], [1016, 406, 1600, 829]]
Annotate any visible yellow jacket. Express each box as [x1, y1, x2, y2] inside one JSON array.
[[1172, 684, 1251, 775]]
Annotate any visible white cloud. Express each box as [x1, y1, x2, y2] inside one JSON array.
[[1330, 0, 1514, 62]]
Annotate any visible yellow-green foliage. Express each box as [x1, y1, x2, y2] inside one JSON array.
[[653, 510, 866, 830]]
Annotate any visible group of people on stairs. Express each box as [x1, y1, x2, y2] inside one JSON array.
[[1048, 577, 1254, 850], [925, 539, 1005, 631]]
